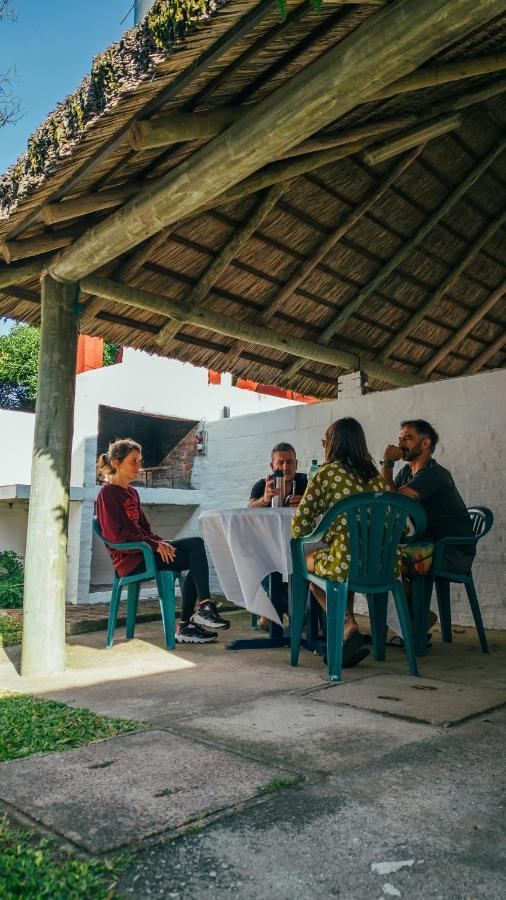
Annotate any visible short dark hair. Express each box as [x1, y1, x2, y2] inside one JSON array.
[[400, 419, 439, 452], [271, 442, 296, 460]]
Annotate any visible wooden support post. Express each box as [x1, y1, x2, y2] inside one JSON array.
[[21, 275, 80, 677], [421, 279, 506, 376], [283, 136, 506, 381], [49, 0, 504, 284], [379, 209, 506, 362], [220, 146, 423, 373], [156, 183, 288, 349], [80, 274, 421, 388], [466, 332, 506, 375]]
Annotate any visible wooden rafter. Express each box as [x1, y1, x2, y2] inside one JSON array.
[[79, 274, 421, 388], [0, 258, 48, 288], [380, 210, 506, 364], [282, 135, 506, 381], [364, 114, 461, 165], [421, 280, 506, 377], [466, 332, 506, 374], [156, 182, 288, 350], [47, 0, 503, 285], [372, 52, 506, 100], [218, 146, 423, 373], [0, 229, 80, 264]]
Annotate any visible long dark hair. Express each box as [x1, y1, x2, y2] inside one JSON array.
[[323, 418, 378, 483]]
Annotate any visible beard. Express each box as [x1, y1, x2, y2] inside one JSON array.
[[402, 442, 424, 461]]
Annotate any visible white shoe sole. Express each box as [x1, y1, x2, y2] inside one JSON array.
[[191, 612, 229, 629], [175, 633, 217, 644]]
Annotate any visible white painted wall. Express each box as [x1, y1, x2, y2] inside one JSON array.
[[0, 410, 35, 484], [190, 369, 506, 629]]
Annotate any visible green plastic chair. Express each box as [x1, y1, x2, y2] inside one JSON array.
[[92, 516, 179, 650], [290, 491, 427, 681], [412, 506, 493, 656]]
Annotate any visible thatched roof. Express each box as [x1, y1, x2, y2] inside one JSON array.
[[0, 0, 505, 397]]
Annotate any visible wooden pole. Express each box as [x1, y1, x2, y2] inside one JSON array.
[[128, 107, 241, 150], [421, 280, 506, 376], [156, 183, 289, 349], [21, 275, 79, 677], [364, 114, 461, 165], [80, 274, 421, 388], [42, 185, 143, 226], [373, 52, 506, 101], [49, 0, 504, 284], [466, 332, 506, 374], [379, 209, 506, 362], [0, 229, 80, 264], [282, 137, 506, 381], [0, 258, 47, 288]]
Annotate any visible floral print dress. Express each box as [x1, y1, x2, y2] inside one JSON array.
[[291, 462, 388, 582]]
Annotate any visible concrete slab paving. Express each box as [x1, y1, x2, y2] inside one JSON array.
[[307, 672, 506, 726], [0, 729, 289, 854], [175, 693, 439, 774], [116, 709, 506, 899]]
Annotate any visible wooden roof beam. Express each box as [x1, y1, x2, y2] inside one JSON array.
[[364, 114, 461, 165], [0, 229, 80, 264], [79, 274, 421, 389], [0, 258, 48, 288], [466, 332, 506, 375], [48, 0, 504, 284], [282, 135, 506, 381], [420, 279, 506, 377], [378, 208, 506, 362], [156, 182, 288, 350], [373, 52, 506, 100]]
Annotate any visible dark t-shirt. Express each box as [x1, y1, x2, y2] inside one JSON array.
[[250, 472, 308, 504], [395, 459, 473, 543]]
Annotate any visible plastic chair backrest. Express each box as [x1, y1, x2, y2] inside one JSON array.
[[467, 506, 493, 540], [302, 491, 427, 587]]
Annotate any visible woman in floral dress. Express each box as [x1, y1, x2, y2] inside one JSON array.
[[291, 417, 387, 657]]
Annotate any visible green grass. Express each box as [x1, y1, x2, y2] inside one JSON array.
[[0, 694, 143, 762], [0, 817, 126, 900], [0, 615, 22, 647], [259, 774, 300, 794]]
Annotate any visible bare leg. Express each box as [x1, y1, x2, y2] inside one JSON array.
[[306, 551, 359, 640]]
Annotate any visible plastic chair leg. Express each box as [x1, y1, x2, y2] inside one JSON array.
[[290, 575, 308, 667], [157, 571, 176, 651], [367, 592, 387, 661], [392, 582, 419, 677], [435, 577, 452, 642], [251, 614, 260, 630], [126, 582, 141, 640], [412, 574, 432, 656], [106, 579, 122, 649], [325, 582, 347, 682], [465, 579, 489, 654]]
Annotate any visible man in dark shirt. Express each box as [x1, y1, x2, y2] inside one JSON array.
[[249, 442, 308, 508], [381, 419, 475, 574]]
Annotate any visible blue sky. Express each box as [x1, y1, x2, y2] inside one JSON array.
[[0, 0, 135, 175], [1, 1, 137, 335]]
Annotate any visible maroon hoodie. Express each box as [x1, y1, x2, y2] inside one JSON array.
[[96, 483, 163, 577]]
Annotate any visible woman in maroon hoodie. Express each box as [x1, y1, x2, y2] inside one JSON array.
[[96, 438, 229, 643]]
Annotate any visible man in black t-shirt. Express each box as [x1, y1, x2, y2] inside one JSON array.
[[249, 442, 308, 508], [381, 419, 475, 574]]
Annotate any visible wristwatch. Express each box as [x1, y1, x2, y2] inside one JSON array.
[[380, 459, 395, 469]]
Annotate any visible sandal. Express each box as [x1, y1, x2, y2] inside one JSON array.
[[387, 633, 432, 649]]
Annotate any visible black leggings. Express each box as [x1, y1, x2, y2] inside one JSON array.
[[132, 537, 211, 622]]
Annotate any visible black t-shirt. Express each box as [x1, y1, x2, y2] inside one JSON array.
[[395, 459, 473, 543], [250, 472, 308, 504]]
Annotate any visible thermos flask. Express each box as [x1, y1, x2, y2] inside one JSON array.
[[271, 469, 284, 507]]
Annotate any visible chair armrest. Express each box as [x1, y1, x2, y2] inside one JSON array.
[[432, 535, 477, 569], [103, 539, 157, 578]]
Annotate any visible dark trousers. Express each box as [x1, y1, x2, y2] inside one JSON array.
[[131, 537, 211, 622]]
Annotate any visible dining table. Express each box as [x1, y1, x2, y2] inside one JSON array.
[[198, 506, 297, 650]]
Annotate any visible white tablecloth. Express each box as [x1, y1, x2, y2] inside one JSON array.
[[199, 507, 295, 626]]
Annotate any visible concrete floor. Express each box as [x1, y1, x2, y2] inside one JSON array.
[[1, 611, 505, 898]]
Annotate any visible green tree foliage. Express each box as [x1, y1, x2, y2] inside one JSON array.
[[0, 323, 121, 410], [0, 550, 24, 609]]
